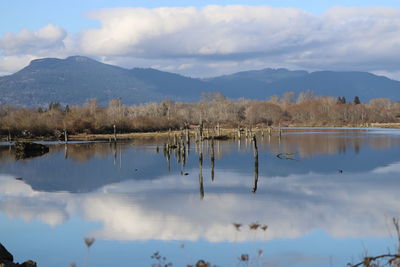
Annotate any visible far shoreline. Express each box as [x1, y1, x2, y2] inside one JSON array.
[[1, 123, 400, 142]]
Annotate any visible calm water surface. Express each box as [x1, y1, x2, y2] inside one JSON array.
[[1, 128, 400, 266]]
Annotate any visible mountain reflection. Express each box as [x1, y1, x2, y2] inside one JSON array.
[[1, 160, 399, 242]]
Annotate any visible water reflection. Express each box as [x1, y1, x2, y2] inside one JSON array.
[[1, 129, 399, 164], [1, 159, 400, 242], [0, 129, 400, 193], [1, 129, 400, 266]]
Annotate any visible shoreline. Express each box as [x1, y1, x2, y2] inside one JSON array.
[[1, 123, 400, 142]]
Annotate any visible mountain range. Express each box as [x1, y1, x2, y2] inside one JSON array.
[[1, 55, 400, 107]]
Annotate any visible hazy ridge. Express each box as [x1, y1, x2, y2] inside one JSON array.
[[1, 56, 400, 106]]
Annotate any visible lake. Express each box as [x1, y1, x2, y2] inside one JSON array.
[[1, 128, 400, 267]]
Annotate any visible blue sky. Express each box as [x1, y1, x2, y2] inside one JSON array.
[[1, 1, 400, 78], [2, 0, 400, 34]]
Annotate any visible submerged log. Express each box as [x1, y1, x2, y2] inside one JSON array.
[[14, 142, 49, 160]]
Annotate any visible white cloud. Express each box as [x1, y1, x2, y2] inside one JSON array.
[[0, 24, 67, 55], [0, 55, 39, 75], [1, 6, 400, 78], [80, 6, 314, 58]]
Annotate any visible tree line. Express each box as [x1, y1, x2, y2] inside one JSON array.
[[0, 91, 399, 138]]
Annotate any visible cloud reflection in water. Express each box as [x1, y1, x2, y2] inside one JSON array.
[[1, 161, 399, 243]]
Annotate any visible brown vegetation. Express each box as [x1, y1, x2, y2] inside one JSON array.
[[1, 92, 400, 140]]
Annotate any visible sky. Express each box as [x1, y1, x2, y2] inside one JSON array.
[[1, 0, 400, 79]]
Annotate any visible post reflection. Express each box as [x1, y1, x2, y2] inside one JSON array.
[[252, 135, 259, 193]]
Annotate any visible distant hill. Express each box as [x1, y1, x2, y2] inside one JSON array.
[[0, 56, 206, 106], [206, 69, 400, 100], [1, 55, 400, 106]]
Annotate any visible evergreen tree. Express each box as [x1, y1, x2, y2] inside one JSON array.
[[353, 96, 361, 104]]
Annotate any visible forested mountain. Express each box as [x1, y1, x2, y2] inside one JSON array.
[[1, 56, 400, 106], [206, 69, 400, 100], [0, 56, 206, 106]]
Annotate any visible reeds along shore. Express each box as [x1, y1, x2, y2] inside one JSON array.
[[1, 93, 400, 140]]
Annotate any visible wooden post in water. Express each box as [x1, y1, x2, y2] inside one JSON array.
[[64, 129, 68, 143], [185, 126, 190, 155], [181, 139, 186, 167], [166, 144, 171, 172], [199, 122, 203, 141], [252, 135, 259, 193], [113, 125, 117, 142], [185, 122, 190, 146], [177, 136, 181, 163], [199, 142, 204, 199], [211, 137, 215, 181]]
